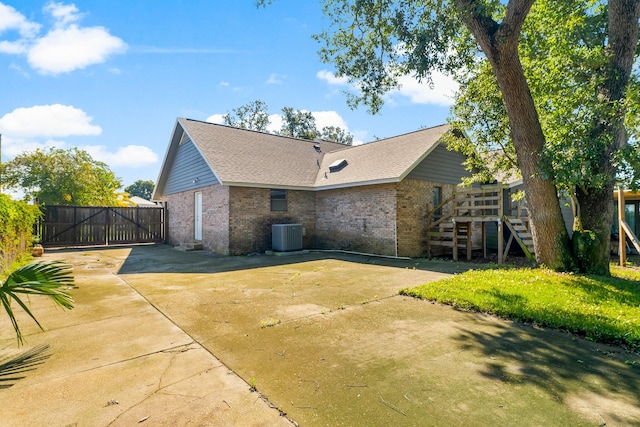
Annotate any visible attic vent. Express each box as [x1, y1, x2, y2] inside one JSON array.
[[314, 145, 322, 153], [329, 158, 348, 172]]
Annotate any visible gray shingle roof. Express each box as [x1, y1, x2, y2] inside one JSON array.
[[155, 118, 451, 194], [314, 124, 449, 189], [179, 118, 344, 188]]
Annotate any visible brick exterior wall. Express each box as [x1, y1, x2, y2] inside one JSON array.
[[396, 179, 457, 257], [228, 187, 316, 255], [314, 184, 397, 256], [161, 184, 230, 254], [163, 180, 475, 258]]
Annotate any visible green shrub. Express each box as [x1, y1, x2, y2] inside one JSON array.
[[0, 194, 41, 275]]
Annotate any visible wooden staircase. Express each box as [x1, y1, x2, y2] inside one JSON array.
[[502, 216, 535, 262], [426, 185, 501, 260], [425, 184, 536, 263]]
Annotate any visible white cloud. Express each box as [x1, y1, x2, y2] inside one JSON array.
[[0, 2, 126, 74], [82, 145, 158, 167], [267, 113, 282, 133], [388, 71, 458, 106], [44, 1, 81, 28], [28, 25, 126, 74], [318, 67, 458, 107], [9, 62, 28, 76], [206, 113, 225, 124], [312, 110, 348, 130], [0, 136, 65, 157], [0, 39, 27, 54], [0, 103, 157, 171], [317, 69, 349, 86], [0, 3, 41, 37], [267, 73, 286, 84], [0, 104, 102, 138]]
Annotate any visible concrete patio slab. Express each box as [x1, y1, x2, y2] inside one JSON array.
[[1, 244, 639, 426], [0, 246, 293, 427]]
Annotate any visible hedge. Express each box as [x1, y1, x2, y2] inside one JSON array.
[[0, 194, 41, 274]]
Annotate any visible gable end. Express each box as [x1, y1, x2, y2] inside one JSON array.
[[406, 144, 470, 184], [164, 137, 219, 194]]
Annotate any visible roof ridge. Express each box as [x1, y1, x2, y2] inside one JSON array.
[[181, 117, 344, 147], [366, 123, 449, 143], [323, 123, 450, 154]]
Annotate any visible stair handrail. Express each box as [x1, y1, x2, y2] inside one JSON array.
[[502, 215, 536, 262], [426, 193, 456, 220], [453, 184, 505, 218], [429, 210, 454, 229]]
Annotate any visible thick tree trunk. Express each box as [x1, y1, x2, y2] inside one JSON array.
[[577, 184, 614, 275], [458, 0, 573, 269], [491, 50, 573, 269], [577, 0, 640, 275]]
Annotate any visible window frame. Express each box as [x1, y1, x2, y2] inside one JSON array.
[[270, 189, 288, 212], [433, 186, 443, 217]]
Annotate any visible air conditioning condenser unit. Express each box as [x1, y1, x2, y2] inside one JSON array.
[[272, 224, 303, 252]]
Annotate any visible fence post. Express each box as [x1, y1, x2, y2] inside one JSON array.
[[105, 207, 110, 246], [619, 187, 626, 267]]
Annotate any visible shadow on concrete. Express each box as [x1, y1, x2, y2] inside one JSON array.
[[452, 320, 640, 424], [0, 344, 51, 389], [103, 243, 482, 276]]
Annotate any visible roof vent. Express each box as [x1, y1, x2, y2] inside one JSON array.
[[314, 145, 322, 153], [329, 158, 348, 172]]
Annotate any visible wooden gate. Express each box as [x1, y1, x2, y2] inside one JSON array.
[[39, 205, 165, 247]]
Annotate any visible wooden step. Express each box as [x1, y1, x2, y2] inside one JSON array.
[[427, 232, 455, 239], [428, 241, 477, 249]]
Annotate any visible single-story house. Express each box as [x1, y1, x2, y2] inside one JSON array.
[[128, 196, 159, 207], [152, 118, 471, 257]]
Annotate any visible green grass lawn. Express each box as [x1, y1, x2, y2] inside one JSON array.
[[400, 264, 640, 351]]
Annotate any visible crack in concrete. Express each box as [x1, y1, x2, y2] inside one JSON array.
[[118, 273, 298, 426], [76, 342, 197, 375], [105, 349, 212, 426]]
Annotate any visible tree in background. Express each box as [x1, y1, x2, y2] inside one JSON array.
[[261, 0, 640, 273], [0, 147, 122, 206], [279, 107, 319, 140], [319, 125, 354, 145], [222, 99, 271, 132], [125, 179, 155, 200], [221, 100, 354, 145]]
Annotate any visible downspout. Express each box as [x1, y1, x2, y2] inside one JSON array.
[[394, 213, 398, 257]]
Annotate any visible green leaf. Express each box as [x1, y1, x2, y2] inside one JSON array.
[[1, 261, 75, 344]]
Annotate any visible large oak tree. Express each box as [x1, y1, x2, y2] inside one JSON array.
[[451, 1, 640, 273], [261, 0, 640, 272], [1, 147, 122, 206]]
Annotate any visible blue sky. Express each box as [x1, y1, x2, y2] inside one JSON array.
[[0, 1, 457, 191]]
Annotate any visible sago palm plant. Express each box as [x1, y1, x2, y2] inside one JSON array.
[[1, 261, 75, 344]]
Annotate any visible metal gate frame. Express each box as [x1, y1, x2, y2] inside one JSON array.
[[39, 205, 166, 247]]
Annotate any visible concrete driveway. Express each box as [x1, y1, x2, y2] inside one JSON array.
[[1, 244, 639, 426]]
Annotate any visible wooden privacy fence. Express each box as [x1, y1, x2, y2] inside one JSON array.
[[39, 205, 165, 247]]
